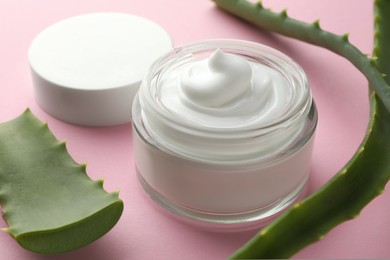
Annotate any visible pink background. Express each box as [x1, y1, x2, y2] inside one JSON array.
[[0, 0, 389, 259]]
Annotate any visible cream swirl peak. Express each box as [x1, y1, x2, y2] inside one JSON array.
[[180, 49, 253, 108], [157, 49, 292, 129]]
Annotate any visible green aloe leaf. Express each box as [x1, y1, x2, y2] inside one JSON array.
[[0, 109, 123, 254], [212, 0, 390, 258]]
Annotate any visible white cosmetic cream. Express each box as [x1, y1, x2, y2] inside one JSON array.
[[132, 39, 317, 231]]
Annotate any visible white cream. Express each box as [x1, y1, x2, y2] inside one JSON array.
[[167, 49, 292, 126], [133, 40, 317, 230], [141, 50, 302, 162], [180, 49, 253, 108]]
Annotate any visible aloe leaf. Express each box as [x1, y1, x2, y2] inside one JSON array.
[[0, 109, 123, 254], [212, 0, 390, 258]]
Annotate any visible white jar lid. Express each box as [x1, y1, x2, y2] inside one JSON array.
[[29, 13, 172, 126]]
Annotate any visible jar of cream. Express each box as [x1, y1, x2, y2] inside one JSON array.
[[132, 39, 317, 231]]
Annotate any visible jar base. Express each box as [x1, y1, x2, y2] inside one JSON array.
[[137, 169, 308, 232]]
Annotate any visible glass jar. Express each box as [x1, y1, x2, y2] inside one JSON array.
[[132, 39, 317, 231]]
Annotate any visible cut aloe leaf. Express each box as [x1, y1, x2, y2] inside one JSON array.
[[0, 109, 123, 254]]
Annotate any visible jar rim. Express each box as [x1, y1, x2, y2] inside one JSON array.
[[140, 39, 312, 136]]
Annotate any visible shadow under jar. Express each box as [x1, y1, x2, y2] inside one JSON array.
[[132, 39, 318, 231]]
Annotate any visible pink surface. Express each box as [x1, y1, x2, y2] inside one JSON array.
[[0, 0, 389, 259]]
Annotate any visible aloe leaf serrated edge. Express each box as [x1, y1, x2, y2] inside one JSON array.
[[0, 109, 124, 254], [212, 0, 390, 258]]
